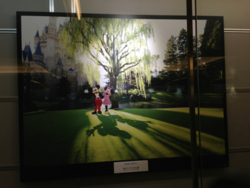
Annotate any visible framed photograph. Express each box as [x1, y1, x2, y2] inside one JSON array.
[[17, 12, 228, 181]]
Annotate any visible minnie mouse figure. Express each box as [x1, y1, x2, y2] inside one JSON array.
[[92, 85, 103, 114], [103, 86, 112, 113]]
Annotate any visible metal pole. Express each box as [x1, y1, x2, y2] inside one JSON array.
[[194, 0, 203, 187], [71, 0, 76, 13], [186, 0, 199, 188], [49, 0, 54, 12]]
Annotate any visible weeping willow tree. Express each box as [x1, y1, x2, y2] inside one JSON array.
[[59, 17, 156, 108]]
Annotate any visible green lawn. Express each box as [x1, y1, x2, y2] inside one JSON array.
[[23, 110, 91, 166], [23, 108, 225, 167], [199, 93, 223, 102], [150, 92, 177, 101], [150, 92, 223, 103], [34, 101, 59, 107]]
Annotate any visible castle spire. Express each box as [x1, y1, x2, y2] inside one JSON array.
[[34, 42, 43, 56], [56, 58, 63, 66], [22, 44, 33, 62], [35, 30, 39, 38]]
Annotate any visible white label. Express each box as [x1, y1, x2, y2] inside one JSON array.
[[114, 160, 148, 174]]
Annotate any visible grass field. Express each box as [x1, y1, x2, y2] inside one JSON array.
[[23, 108, 225, 167], [150, 92, 223, 103], [150, 92, 177, 101]]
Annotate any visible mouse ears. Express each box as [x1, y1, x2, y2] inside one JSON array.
[[95, 85, 100, 89], [104, 86, 112, 91], [107, 87, 112, 90]]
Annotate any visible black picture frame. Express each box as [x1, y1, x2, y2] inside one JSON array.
[[17, 11, 228, 182]]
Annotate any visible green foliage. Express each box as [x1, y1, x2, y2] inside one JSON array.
[[150, 92, 177, 101], [77, 81, 92, 100], [193, 35, 201, 57], [117, 87, 122, 95], [77, 61, 100, 86], [56, 77, 71, 98], [200, 20, 223, 56], [164, 35, 178, 65], [116, 74, 123, 88], [130, 89, 139, 95], [162, 28, 204, 94], [163, 29, 190, 69], [59, 17, 157, 99], [177, 28, 188, 59]]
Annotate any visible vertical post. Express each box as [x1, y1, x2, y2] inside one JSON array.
[[49, 0, 54, 12], [186, 0, 199, 188], [71, 0, 76, 13]]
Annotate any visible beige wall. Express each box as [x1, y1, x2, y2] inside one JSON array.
[[0, 0, 249, 187]]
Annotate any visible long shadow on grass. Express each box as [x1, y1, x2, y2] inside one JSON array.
[[87, 114, 192, 157], [122, 109, 225, 139], [87, 115, 190, 157], [86, 114, 131, 139], [112, 115, 217, 155], [112, 115, 190, 156]]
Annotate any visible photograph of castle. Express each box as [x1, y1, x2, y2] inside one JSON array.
[[19, 15, 227, 168], [22, 16, 89, 104]]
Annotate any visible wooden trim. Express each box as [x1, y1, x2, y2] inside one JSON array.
[[226, 88, 250, 93], [0, 165, 19, 171], [229, 147, 250, 153], [0, 96, 18, 102], [224, 28, 250, 33], [0, 28, 17, 34], [235, 88, 250, 93]]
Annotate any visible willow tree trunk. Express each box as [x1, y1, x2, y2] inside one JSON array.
[[110, 76, 119, 109], [110, 93, 119, 109]]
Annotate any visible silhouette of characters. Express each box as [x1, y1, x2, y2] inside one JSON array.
[[92, 85, 103, 114], [86, 115, 131, 139]]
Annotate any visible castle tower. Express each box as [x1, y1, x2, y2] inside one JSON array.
[[45, 17, 58, 71], [55, 58, 63, 79], [31, 42, 45, 69], [22, 45, 33, 63], [48, 17, 57, 35], [34, 30, 39, 51]]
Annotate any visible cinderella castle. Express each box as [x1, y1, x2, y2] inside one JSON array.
[[22, 17, 87, 100]]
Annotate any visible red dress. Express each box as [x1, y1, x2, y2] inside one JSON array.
[[103, 93, 111, 105]]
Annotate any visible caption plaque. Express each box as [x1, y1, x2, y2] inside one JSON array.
[[114, 160, 149, 174]]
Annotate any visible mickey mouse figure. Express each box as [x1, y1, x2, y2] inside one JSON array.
[[92, 85, 104, 114]]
